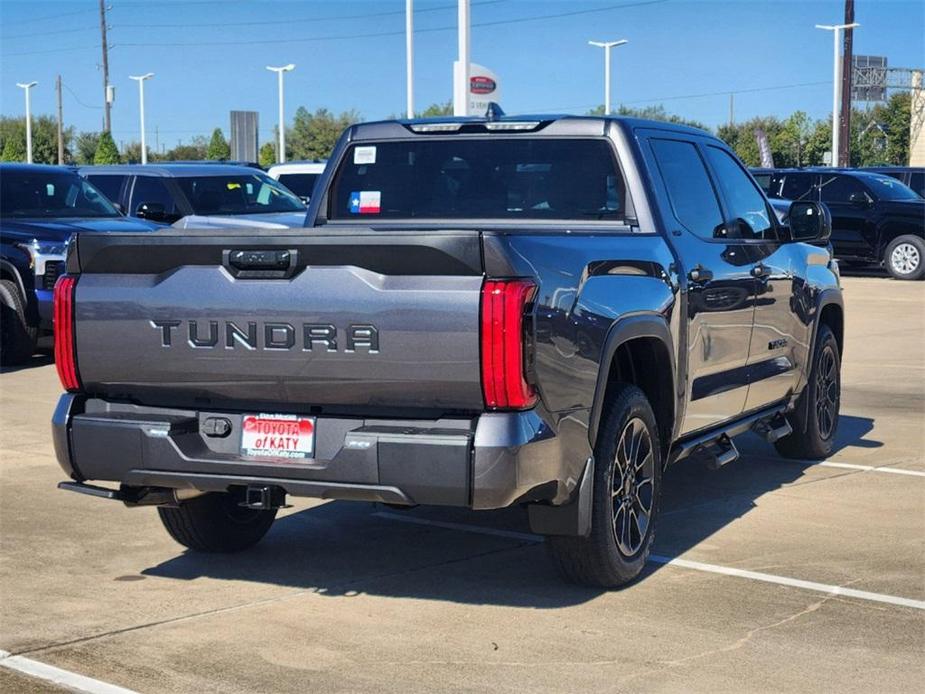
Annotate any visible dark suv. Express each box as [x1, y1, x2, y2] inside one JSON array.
[[760, 167, 924, 280], [0, 164, 160, 364]]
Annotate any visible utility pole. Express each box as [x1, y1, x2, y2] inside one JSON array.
[[816, 21, 860, 166], [56, 75, 64, 164], [16, 82, 37, 164], [406, 0, 414, 118], [588, 40, 628, 115], [98, 0, 111, 132], [155, 125, 159, 154], [453, 0, 470, 116], [838, 0, 855, 167], [729, 92, 735, 127]]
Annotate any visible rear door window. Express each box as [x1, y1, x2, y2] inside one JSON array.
[[649, 138, 724, 240], [328, 138, 628, 221], [85, 174, 127, 205], [129, 176, 178, 216], [780, 173, 816, 201], [278, 173, 320, 199]]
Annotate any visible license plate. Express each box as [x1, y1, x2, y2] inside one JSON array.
[[241, 413, 315, 460]]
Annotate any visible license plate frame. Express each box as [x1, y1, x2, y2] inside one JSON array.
[[240, 413, 315, 461]]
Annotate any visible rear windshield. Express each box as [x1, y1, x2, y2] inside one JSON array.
[[277, 172, 320, 199], [328, 138, 628, 221], [859, 174, 921, 201], [0, 170, 120, 218], [175, 173, 305, 216]]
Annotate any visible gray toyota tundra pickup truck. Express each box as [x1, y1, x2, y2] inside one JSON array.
[[52, 113, 843, 587]]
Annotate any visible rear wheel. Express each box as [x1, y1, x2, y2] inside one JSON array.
[[0, 279, 38, 366], [158, 492, 277, 553], [884, 235, 925, 280], [546, 384, 662, 588], [775, 324, 841, 460]]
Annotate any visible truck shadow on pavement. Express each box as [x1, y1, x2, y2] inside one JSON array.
[[0, 352, 53, 374], [142, 415, 878, 607]]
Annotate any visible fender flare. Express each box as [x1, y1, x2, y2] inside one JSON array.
[[587, 312, 677, 448]]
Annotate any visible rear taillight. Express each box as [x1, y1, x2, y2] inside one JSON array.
[[54, 275, 81, 392], [481, 279, 537, 410]]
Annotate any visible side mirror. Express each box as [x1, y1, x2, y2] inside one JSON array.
[[135, 201, 167, 221], [848, 191, 870, 208], [788, 201, 831, 244]]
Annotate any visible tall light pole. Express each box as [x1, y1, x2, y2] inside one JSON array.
[[588, 40, 628, 115], [406, 0, 414, 118], [267, 64, 295, 163], [453, 0, 470, 116], [129, 73, 154, 164], [816, 22, 860, 166], [16, 81, 37, 164]]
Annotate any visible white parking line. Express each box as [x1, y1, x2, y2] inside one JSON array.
[[374, 512, 925, 611], [812, 461, 925, 477], [0, 650, 137, 694]]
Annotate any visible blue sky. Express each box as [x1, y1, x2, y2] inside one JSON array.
[[1, 0, 922, 150]]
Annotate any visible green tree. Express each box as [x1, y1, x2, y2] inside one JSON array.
[[1, 126, 26, 162], [207, 127, 230, 160], [418, 101, 453, 117], [121, 141, 153, 164], [163, 135, 208, 161], [74, 132, 101, 164], [288, 107, 360, 160], [94, 131, 121, 164], [879, 92, 911, 165], [0, 115, 72, 163], [258, 141, 276, 167]]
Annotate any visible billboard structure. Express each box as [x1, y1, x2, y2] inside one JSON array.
[[852, 55, 888, 103], [230, 111, 259, 162]]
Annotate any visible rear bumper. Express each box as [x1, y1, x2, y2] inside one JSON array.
[[52, 395, 590, 511]]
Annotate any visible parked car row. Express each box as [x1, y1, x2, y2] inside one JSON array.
[[751, 166, 924, 280], [1, 159, 327, 365]]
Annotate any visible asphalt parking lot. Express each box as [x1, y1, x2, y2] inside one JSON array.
[[1, 274, 922, 693]]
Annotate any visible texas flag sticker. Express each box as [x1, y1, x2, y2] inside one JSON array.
[[349, 190, 381, 214]]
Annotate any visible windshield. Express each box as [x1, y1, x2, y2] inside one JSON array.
[[860, 174, 921, 201], [329, 138, 628, 221], [0, 170, 120, 218], [175, 173, 305, 215]]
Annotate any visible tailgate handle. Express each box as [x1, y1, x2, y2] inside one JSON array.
[[223, 249, 298, 278]]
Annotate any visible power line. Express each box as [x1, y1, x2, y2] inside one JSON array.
[[1, 44, 98, 58], [119, 0, 669, 48], [117, 0, 511, 29], [0, 6, 96, 27], [62, 81, 102, 110], [0, 24, 100, 41]]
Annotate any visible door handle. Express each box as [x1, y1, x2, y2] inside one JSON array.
[[750, 263, 770, 279], [688, 265, 713, 283]]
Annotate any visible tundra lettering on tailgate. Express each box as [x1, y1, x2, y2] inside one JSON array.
[[149, 320, 379, 353]]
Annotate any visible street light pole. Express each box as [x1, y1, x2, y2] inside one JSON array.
[[16, 81, 37, 164], [453, 0, 470, 116], [266, 64, 295, 163], [588, 40, 628, 115], [406, 0, 414, 118], [816, 22, 860, 166], [129, 73, 154, 164]]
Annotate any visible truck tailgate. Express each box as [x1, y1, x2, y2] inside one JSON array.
[[71, 230, 484, 411]]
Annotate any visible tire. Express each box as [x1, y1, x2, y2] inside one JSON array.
[[775, 324, 841, 460], [546, 384, 662, 588], [158, 492, 277, 553], [884, 235, 925, 281], [0, 279, 38, 366]]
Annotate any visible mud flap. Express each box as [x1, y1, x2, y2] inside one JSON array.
[[527, 456, 593, 537]]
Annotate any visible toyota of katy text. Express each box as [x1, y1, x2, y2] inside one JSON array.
[[51, 114, 843, 587]]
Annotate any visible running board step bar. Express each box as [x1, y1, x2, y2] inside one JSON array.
[[752, 416, 793, 443], [706, 436, 739, 470]]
